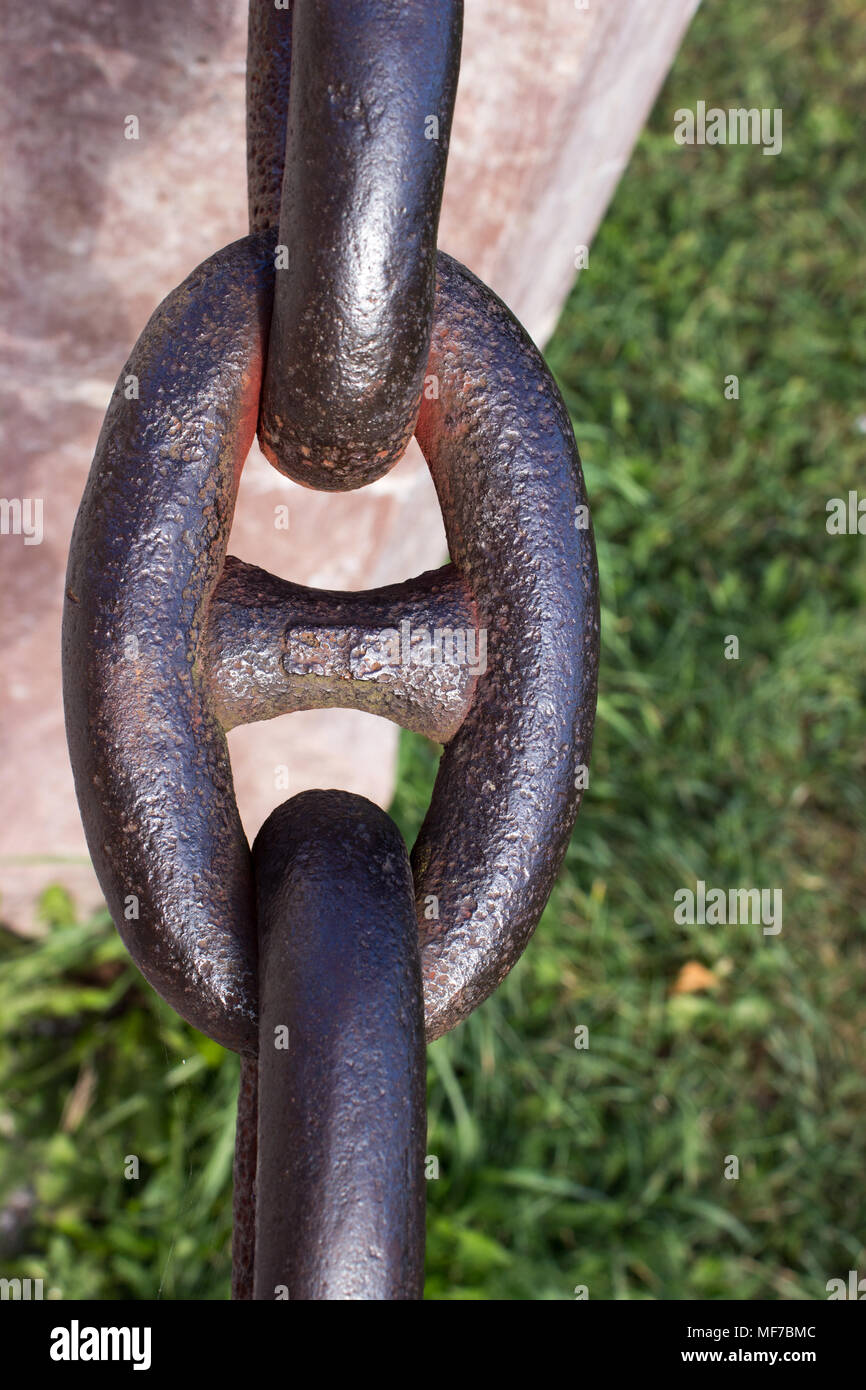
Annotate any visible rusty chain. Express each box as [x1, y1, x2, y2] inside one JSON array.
[[62, 0, 599, 1301]]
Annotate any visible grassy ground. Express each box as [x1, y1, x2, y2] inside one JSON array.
[[1, 0, 865, 1299]]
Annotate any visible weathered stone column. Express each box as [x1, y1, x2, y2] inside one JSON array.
[[0, 0, 699, 930]]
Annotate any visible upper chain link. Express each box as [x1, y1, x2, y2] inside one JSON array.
[[250, 0, 462, 490]]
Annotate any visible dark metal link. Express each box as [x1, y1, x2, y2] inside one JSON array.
[[63, 233, 274, 1054], [62, 232, 598, 1054], [413, 254, 599, 1038], [256, 0, 463, 490], [63, 6, 599, 1301], [250, 790, 426, 1300], [231, 1054, 258, 1301], [246, 0, 294, 233]]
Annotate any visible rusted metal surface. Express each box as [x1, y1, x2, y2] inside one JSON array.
[[252, 790, 425, 1299], [255, 0, 463, 490], [246, 0, 294, 234], [62, 0, 599, 1301], [63, 231, 598, 1054], [63, 227, 597, 1055], [207, 557, 478, 742], [63, 233, 274, 1054], [414, 253, 599, 1039]]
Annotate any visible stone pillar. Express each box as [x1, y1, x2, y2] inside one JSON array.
[[0, 0, 699, 930]]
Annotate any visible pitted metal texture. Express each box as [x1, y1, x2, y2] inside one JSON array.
[[63, 233, 598, 1053], [206, 556, 479, 742], [63, 234, 275, 1053], [255, 0, 464, 490], [63, 0, 599, 1305]]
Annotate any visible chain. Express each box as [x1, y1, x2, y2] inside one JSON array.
[[62, 0, 599, 1301], [252, 0, 462, 491]]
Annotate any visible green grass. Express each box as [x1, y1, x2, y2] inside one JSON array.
[[2, 0, 865, 1299]]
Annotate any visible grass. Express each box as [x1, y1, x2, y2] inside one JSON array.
[[1, 0, 865, 1299]]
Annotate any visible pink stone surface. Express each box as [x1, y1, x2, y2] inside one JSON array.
[[0, 0, 698, 931]]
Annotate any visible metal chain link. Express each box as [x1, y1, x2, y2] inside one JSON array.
[[62, 0, 599, 1300]]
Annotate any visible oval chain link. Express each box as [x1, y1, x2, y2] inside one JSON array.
[[62, 0, 599, 1299]]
